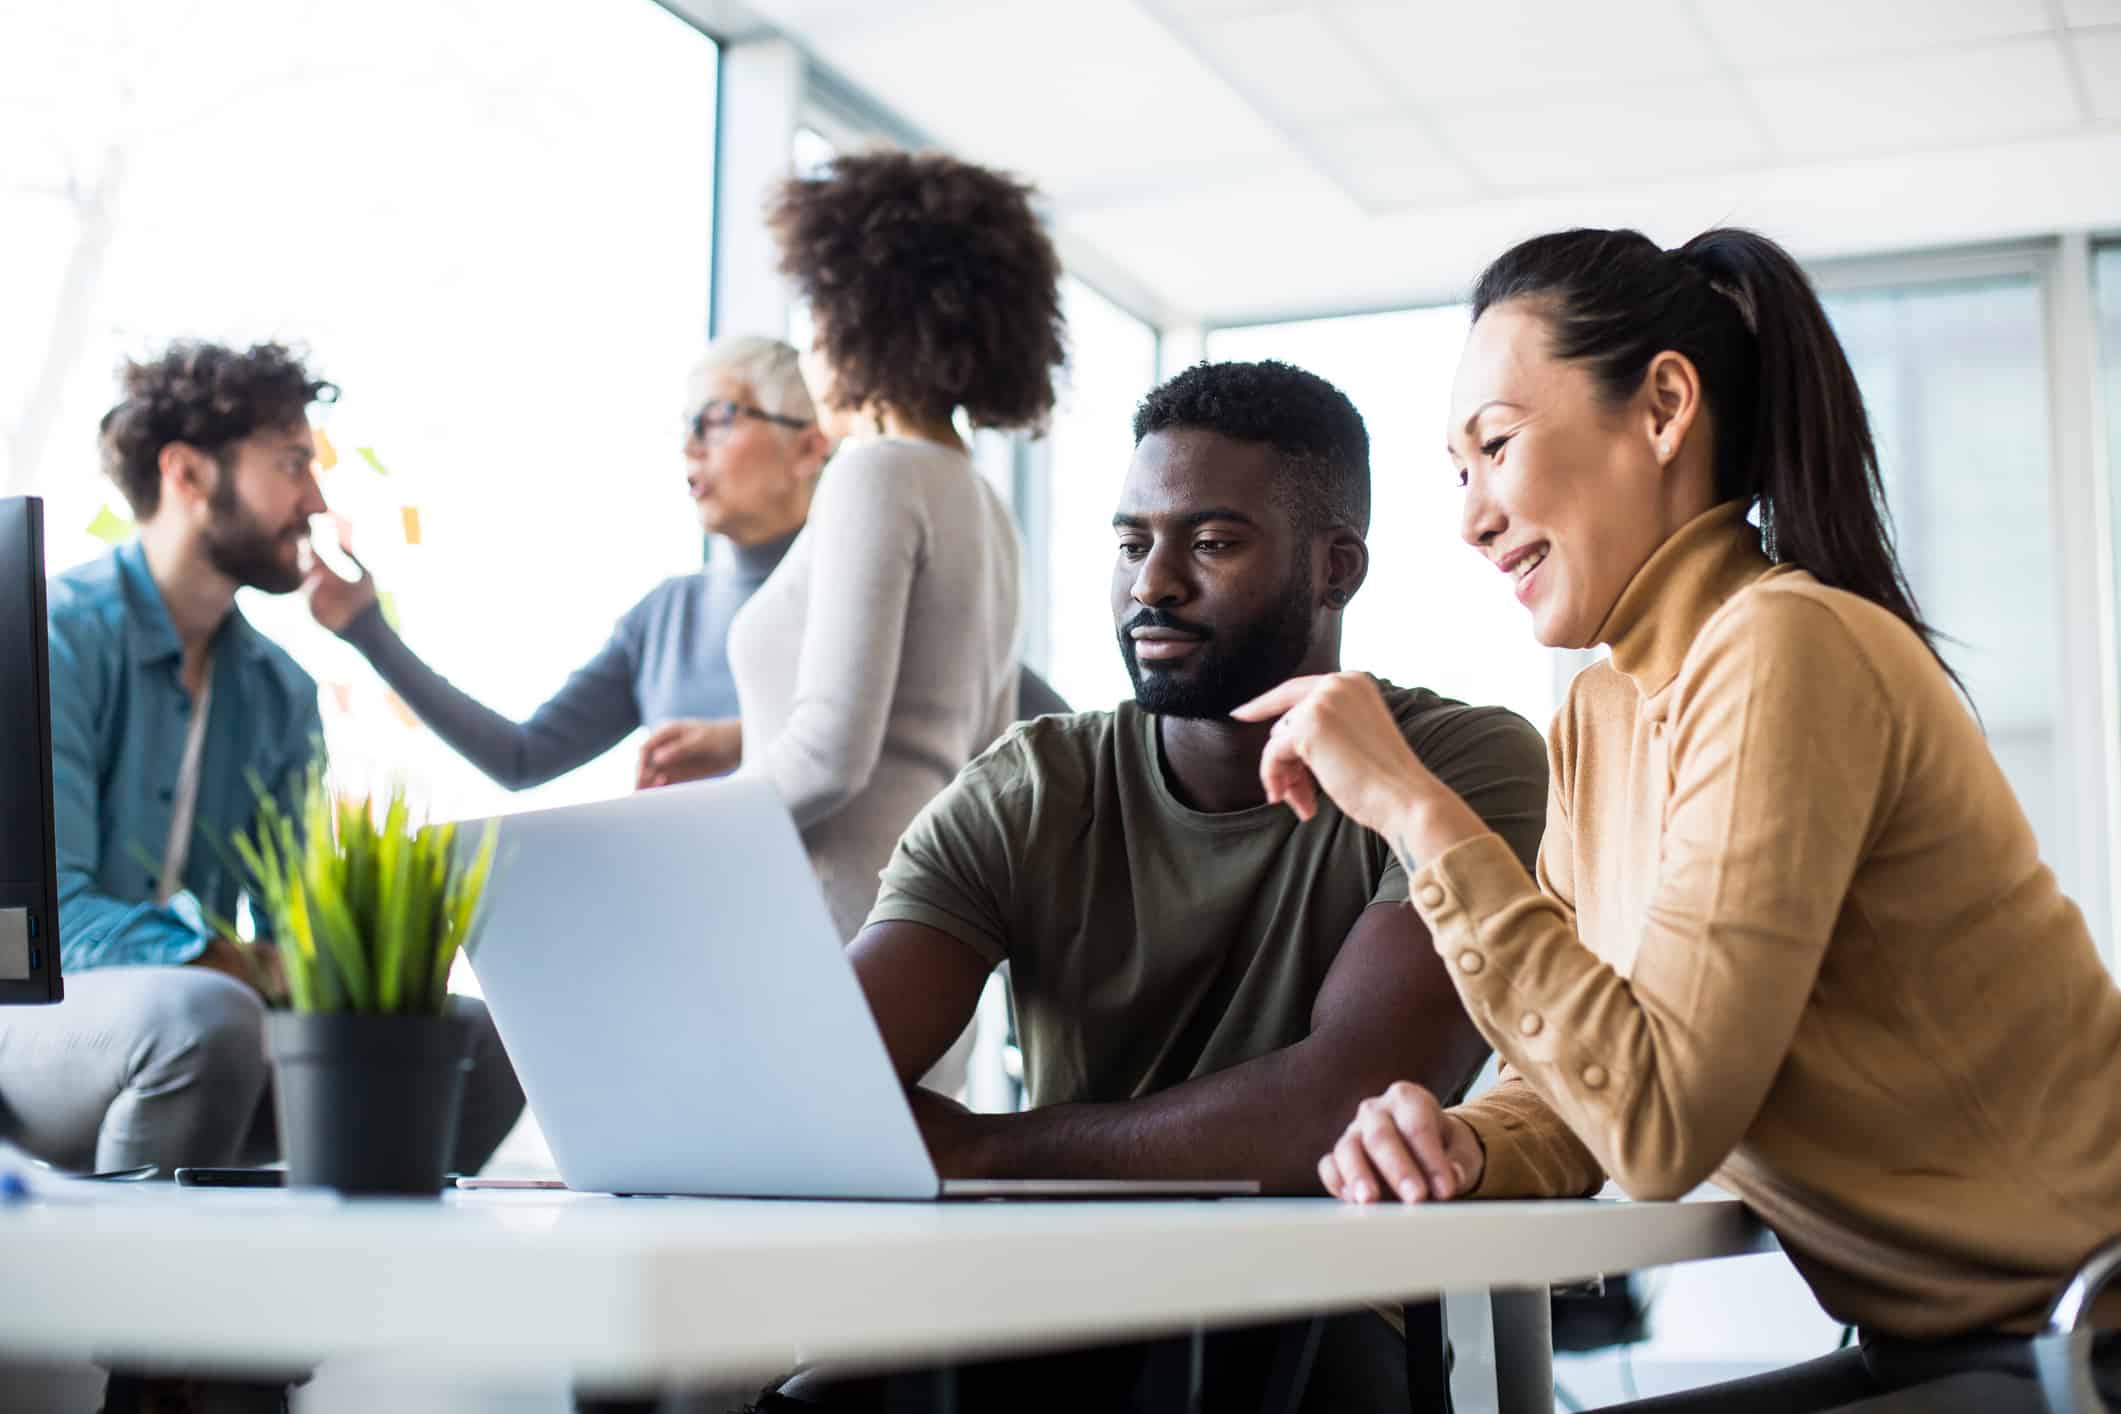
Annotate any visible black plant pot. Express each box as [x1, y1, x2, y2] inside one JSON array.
[[266, 1010, 476, 1197]]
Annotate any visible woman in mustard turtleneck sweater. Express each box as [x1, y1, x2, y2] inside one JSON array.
[[1238, 227, 2121, 1409]]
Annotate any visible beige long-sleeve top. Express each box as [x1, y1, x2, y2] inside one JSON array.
[[1410, 501, 2121, 1339], [727, 436, 1021, 939]]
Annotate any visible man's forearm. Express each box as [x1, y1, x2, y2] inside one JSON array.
[[946, 1025, 1487, 1195]]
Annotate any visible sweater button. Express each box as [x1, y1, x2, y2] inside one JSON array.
[[1518, 1012, 1543, 1037], [1416, 883, 1445, 909], [1455, 950, 1485, 975], [1582, 1064, 1608, 1090]]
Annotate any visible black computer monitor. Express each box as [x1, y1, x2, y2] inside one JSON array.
[[0, 496, 61, 1003]]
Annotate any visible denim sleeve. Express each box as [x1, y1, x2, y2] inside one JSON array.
[[340, 602, 640, 790], [46, 614, 208, 971]]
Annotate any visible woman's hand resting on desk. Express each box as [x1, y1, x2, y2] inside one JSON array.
[[1322, 1081, 1485, 1205], [636, 718, 742, 790]]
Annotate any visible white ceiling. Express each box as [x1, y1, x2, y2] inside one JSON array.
[[735, 0, 2121, 325]]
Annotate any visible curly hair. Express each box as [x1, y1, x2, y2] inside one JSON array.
[[1132, 360, 1371, 536], [98, 341, 338, 517], [768, 150, 1065, 431]]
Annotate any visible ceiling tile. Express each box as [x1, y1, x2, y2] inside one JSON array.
[[1308, 117, 1482, 208], [2064, 0, 2121, 25], [1188, 10, 1401, 122], [1743, 38, 2081, 158], [1441, 80, 1768, 191], [1164, 0, 1302, 16], [1698, 0, 2050, 68], [1330, 0, 1720, 103], [2077, 28, 2121, 120], [758, 0, 1296, 204]]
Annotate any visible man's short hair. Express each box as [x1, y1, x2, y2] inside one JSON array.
[[98, 341, 338, 518], [1131, 360, 1371, 536]]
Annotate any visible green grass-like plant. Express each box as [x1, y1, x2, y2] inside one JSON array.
[[233, 767, 498, 1015]]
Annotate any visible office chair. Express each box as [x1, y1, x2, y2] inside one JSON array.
[[1822, 1235, 2120, 1414], [2036, 1238, 2120, 1414]]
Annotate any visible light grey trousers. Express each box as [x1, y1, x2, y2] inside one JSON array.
[[0, 965, 525, 1176]]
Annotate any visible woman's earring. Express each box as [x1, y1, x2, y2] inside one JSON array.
[[1657, 439, 1671, 460], [1325, 589, 1349, 608]]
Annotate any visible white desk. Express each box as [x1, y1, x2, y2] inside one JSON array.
[[0, 1189, 1771, 1409]]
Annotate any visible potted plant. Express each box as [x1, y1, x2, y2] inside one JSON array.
[[233, 768, 498, 1196]]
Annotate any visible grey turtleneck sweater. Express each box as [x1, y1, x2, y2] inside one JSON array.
[[338, 531, 798, 790]]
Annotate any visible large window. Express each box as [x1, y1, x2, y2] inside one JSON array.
[[3, 0, 719, 819], [1207, 308, 1565, 734], [1824, 275, 2100, 944], [1040, 277, 1161, 711]]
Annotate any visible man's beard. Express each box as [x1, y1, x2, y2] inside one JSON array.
[[1120, 564, 1317, 720], [201, 475, 306, 594]]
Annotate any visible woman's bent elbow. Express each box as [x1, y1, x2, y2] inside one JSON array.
[[1605, 1146, 1723, 1202]]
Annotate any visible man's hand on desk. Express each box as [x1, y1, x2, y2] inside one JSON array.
[[907, 1086, 996, 1177], [1320, 1080, 1484, 1205]]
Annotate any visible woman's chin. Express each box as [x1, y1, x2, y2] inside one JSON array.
[[1525, 601, 1582, 650]]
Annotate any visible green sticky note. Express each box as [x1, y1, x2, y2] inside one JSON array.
[[376, 590, 402, 632], [86, 506, 135, 545], [355, 446, 391, 477]]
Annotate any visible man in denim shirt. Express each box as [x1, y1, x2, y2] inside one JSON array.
[[0, 341, 522, 1183]]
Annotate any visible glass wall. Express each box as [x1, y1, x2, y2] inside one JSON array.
[[1206, 308, 1565, 734], [1040, 277, 1162, 711], [2, 0, 719, 818], [1823, 277, 2086, 924]]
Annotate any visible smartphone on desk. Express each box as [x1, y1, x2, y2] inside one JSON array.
[[173, 1167, 286, 1188]]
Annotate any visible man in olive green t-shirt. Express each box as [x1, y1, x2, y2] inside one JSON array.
[[782, 362, 1547, 1412], [873, 681, 1540, 1113], [850, 360, 1548, 1194]]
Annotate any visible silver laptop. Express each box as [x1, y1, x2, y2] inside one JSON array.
[[459, 776, 1258, 1201]]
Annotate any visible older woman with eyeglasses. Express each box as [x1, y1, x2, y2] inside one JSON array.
[[303, 335, 830, 789]]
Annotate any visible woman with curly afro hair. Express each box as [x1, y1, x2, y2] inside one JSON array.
[[648, 151, 1066, 966]]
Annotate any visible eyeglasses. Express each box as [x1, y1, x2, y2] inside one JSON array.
[[686, 399, 811, 440]]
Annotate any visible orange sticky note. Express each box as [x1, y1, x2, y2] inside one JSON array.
[[385, 691, 420, 730], [400, 505, 422, 546], [326, 681, 354, 715], [313, 426, 339, 472]]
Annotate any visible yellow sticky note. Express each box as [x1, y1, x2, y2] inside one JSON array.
[[400, 506, 422, 546], [313, 426, 339, 471], [86, 506, 134, 546], [355, 447, 390, 477], [376, 590, 402, 632]]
